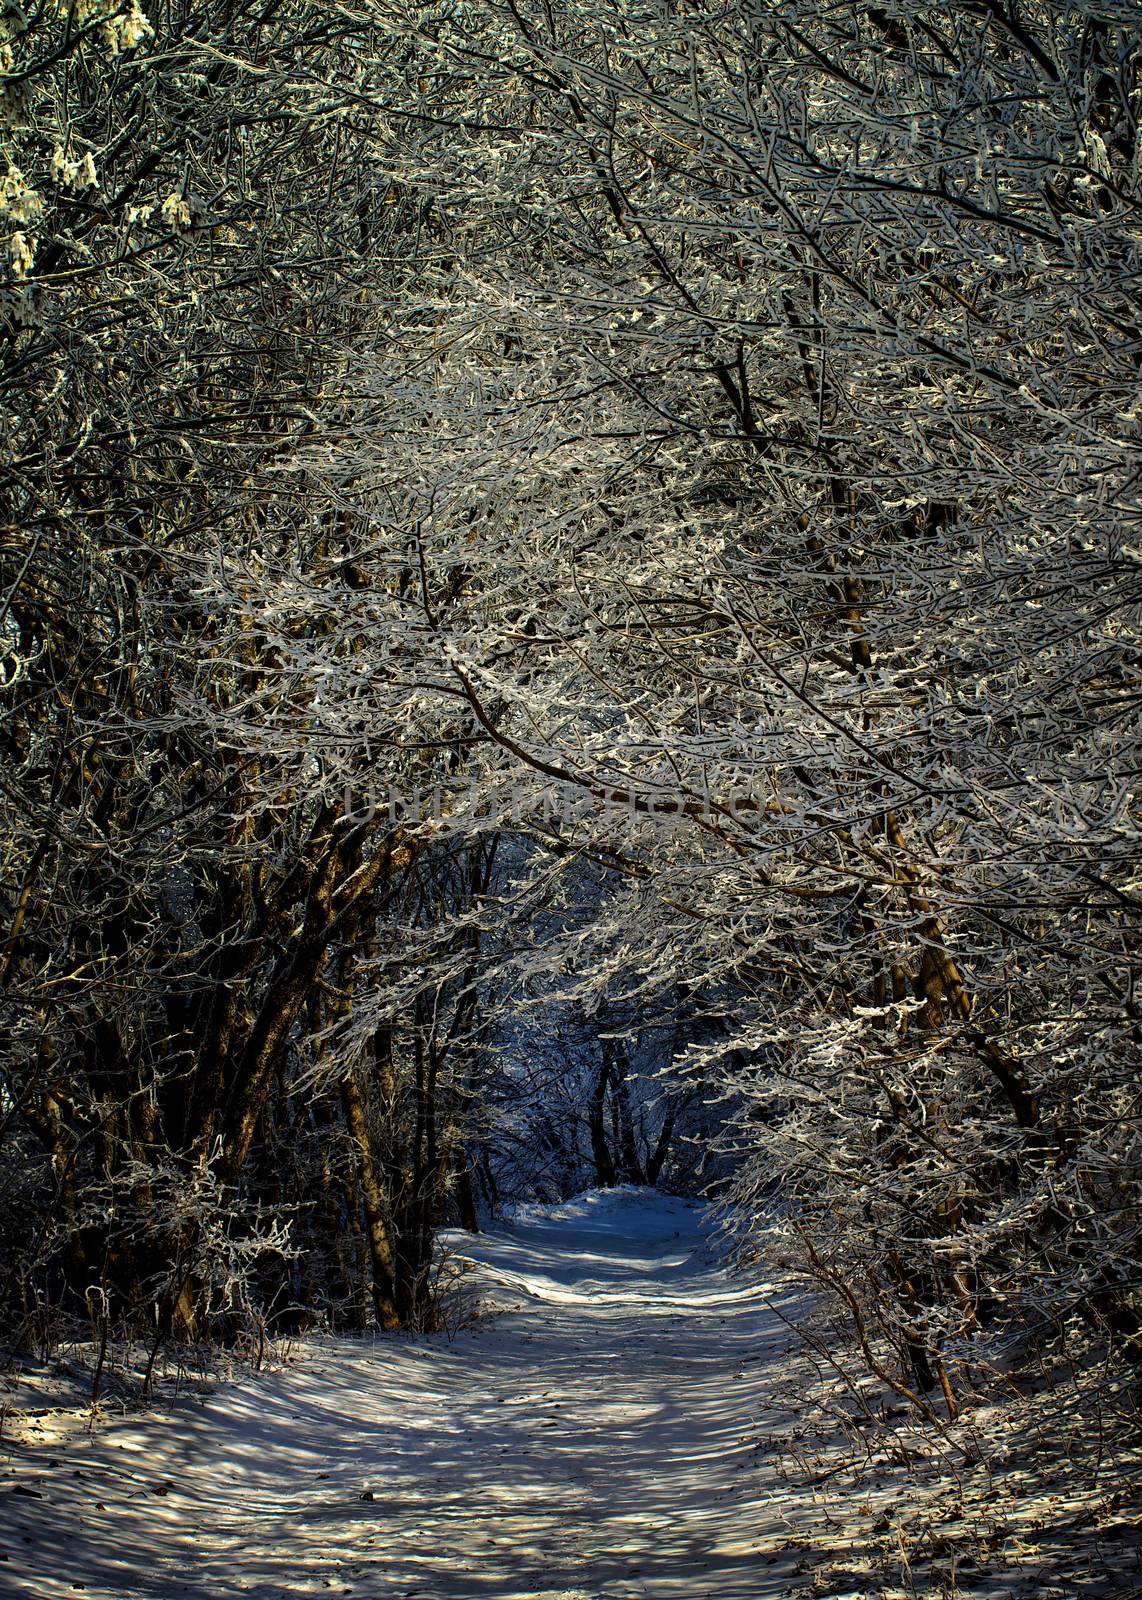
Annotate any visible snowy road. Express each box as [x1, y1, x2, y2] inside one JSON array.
[[0, 1191, 811, 1600]]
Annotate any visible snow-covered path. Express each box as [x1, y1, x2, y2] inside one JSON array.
[[1, 1191, 811, 1600]]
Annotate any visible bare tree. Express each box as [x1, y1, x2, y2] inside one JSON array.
[[292, 0, 1140, 1408], [3, 0, 1138, 1409], [0, 0, 461, 1344]]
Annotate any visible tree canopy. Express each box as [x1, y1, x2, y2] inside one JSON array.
[[2, 0, 1138, 1422]]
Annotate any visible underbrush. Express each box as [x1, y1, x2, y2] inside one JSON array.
[[762, 1296, 1142, 1599]]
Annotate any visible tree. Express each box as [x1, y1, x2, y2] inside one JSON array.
[[3, 0, 1138, 1409], [0, 0, 472, 1343], [289, 0, 1140, 1407]]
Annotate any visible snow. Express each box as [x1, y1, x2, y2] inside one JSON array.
[[0, 1190, 803, 1599], [1, 1189, 1139, 1599]]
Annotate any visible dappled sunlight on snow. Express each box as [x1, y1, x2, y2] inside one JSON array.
[[0, 1190, 808, 1599], [6, 1188, 1137, 1597]]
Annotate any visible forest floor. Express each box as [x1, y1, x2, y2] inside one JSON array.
[[1, 1188, 1139, 1599]]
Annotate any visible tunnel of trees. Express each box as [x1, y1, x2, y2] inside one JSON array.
[[1, 0, 1138, 1427]]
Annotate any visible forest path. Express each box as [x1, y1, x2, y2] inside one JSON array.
[[1, 1190, 815, 1600]]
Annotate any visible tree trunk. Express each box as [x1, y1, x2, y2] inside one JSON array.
[[605, 1038, 644, 1185], [341, 1070, 401, 1331], [453, 1149, 480, 1233], [645, 1095, 677, 1187], [588, 1054, 617, 1187]]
